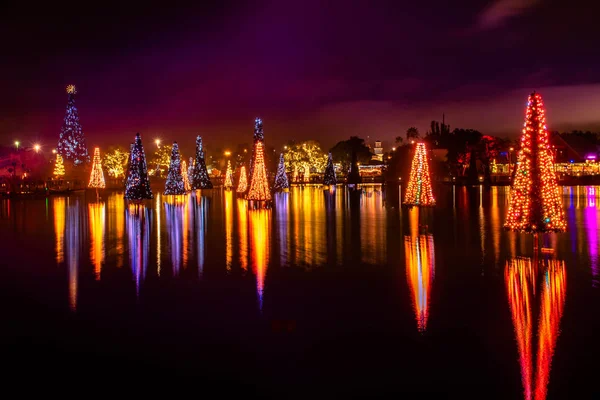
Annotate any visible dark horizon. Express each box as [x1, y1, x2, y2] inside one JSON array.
[[2, 0, 599, 154]]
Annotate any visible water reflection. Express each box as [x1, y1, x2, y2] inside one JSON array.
[[404, 208, 435, 332], [53, 197, 66, 264], [584, 187, 599, 286], [126, 204, 151, 296], [291, 187, 326, 267], [274, 192, 289, 267], [66, 200, 83, 311], [89, 202, 106, 280], [107, 193, 125, 268], [193, 193, 209, 277], [505, 257, 566, 400], [249, 208, 271, 311], [225, 190, 233, 270], [237, 198, 249, 270], [164, 197, 185, 276], [360, 186, 386, 265]]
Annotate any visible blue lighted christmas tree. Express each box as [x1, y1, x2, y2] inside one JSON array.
[[323, 152, 336, 185], [57, 85, 89, 165], [273, 153, 289, 191], [164, 142, 186, 195], [191, 136, 213, 189], [125, 133, 153, 200], [249, 118, 264, 180]]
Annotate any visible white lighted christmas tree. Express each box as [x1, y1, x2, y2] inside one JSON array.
[[88, 147, 106, 189]]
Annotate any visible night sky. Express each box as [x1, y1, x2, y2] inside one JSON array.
[[1, 0, 598, 155]]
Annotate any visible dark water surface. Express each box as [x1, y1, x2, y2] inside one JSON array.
[[1, 185, 599, 398]]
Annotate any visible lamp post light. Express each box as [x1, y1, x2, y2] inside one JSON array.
[[14, 141, 20, 150], [34, 144, 41, 153], [155, 139, 161, 148], [52, 149, 57, 154], [224, 151, 231, 157]]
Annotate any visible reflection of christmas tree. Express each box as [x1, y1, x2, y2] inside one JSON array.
[[125, 133, 153, 200], [224, 160, 234, 189], [505, 92, 566, 233], [249, 118, 264, 180], [88, 147, 106, 189], [54, 153, 65, 177], [273, 153, 289, 191], [404, 142, 436, 207], [237, 165, 248, 193], [164, 142, 186, 195], [323, 152, 336, 186], [191, 136, 213, 189], [182, 159, 191, 191], [57, 85, 89, 165], [247, 142, 272, 202]]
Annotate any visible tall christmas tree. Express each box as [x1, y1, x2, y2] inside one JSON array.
[[88, 147, 106, 189], [164, 142, 186, 195], [247, 142, 272, 202], [347, 151, 361, 185], [505, 92, 566, 233], [224, 160, 234, 189], [273, 153, 289, 191], [125, 133, 153, 201], [54, 153, 65, 177], [191, 136, 213, 189], [237, 165, 248, 193], [249, 118, 264, 180], [403, 142, 436, 207], [182, 159, 191, 191], [57, 85, 89, 165], [323, 152, 336, 186]]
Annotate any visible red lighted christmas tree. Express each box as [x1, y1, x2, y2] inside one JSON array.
[[247, 142, 271, 202], [403, 142, 435, 207], [505, 92, 566, 233]]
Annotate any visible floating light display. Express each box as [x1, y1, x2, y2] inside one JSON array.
[[57, 84, 88, 165], [273, 153, 289, 191], [191, 136, 213, 189], [224, 160, 234, 189], [88, 147, 106, 189], [247, 142, 272, 202], [164, 142, 186, 195], [237, 165, 248, 193], [53, 153, 65, 177], [403, 142, 435, 207], [125, 133, 153, 201]]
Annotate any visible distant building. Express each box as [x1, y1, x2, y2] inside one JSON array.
[[371, 140, 383, 162]]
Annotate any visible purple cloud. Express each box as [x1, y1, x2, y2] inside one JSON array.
[[477, 0, 541, 30]]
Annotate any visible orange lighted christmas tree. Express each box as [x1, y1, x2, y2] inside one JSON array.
[[403, 142, 435, 207], [505, 92, 566, 233], [182, 159, 191, 191], [54, 153, 65, 177], [247, 142, 271, 202], [224, 160, 234, 189], [237, 165, 248, 193], [88, 147, 106, 189]]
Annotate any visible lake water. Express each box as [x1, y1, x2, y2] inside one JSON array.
[[1, 185, 599, 397]]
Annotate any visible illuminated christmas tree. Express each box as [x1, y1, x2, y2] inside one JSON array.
[[187, 157, 194, 181], [505, 92, 566, 233], [249, 118, 264, 180], [323, 152, 336, 186], [125, 133, 153, 201], [88, 147, 106, 189], [57, 85, 89, 165], [164, 142, 186, 195], [403, 142, 436, 207], [54, 153, 65, 177], [237, 165, 248, 193], [247, 142, 272, 202], [224, 160, 234, 189], [182, 159, 191, 191], [191, 136, 213, 189], [273, 153, 289, 191]]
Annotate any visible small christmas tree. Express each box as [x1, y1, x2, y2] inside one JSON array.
[[273, 153, 289, 191], [125, 133, 153, 201], [224, 160, 234, 189], [54, 153, 65, 177], [182, 159, 191, 191], [249, 117, 264, 179], [191, 136, 213, 189], [164, 142, 186, 195], [187, 157, 194, 181], [505, 91, 566, 233], [347, 151, 361, 185], [57, 85, 89, 165], [237, 165, 248, 193], [404, 142, 436, 207], [247, 142, 271, 202], [323, 152, 336, 186], [88, 147, 106, 189]]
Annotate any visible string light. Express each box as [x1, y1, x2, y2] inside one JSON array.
[[323, 152, 336, 186], [403, 142, 436, 207], [224, 160, 234, 189], [164, 141, 186, 195], [125, 133, 153, 200], [88, 147, 106, 188], [273, 153, 289, 191], [504, 91, 566, 233], [57, 84, 88, 165], [247, 142, 272, 202], [182, 159, 191, 191], [191, 136, 213, 189], [53, 153, 65, 177], [237, 165, 248, 193]]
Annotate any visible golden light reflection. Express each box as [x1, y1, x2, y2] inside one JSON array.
[[107, 192, 125, 268], [225, 189, 233, 270], [53, 197, 66, 263], [164, 198, 184, 276], [88, 202, 106, 280], [490, 187, 501, 266], [505, 257, 566, 400], [249, 209, 271, 311], [360, 186, 386, 265], [289, 186, 326, 267], [65, 201, 81, 312], [127, 204, 151, 297], [404, 208, 435, 332], [237, 198, 249, 270]]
